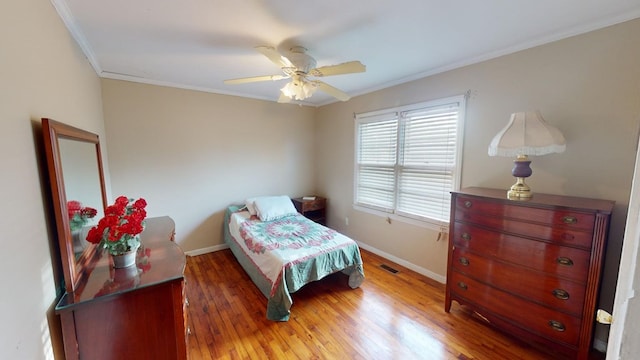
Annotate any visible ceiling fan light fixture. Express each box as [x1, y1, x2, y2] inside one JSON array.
[[280, 79, 318, 100]]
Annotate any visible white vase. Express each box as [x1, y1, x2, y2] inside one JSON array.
[[111, 244, 139, 268]]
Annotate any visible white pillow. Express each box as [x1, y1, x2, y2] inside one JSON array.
[[253, 195, 297, 221], [245, 197, 258, 216]]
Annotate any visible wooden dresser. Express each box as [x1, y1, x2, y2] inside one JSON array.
[[445, 187, 613, 359], [56, 216, 188, 360]]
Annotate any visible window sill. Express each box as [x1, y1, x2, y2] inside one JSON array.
[[353, 204, 448, 232]]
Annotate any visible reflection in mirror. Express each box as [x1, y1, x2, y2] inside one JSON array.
[[59, 139, 104, 259], [42, 118, 107, 293]]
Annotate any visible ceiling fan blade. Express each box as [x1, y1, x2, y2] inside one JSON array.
[[316, 81, 351, 101], [224, 74, 288, 85], [310, 61, 366, 77], [255, 46, 293, 68]]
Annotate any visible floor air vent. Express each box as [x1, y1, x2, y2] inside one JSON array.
[[380, 264, 399, 274]]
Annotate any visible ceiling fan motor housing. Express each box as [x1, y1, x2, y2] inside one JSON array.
[[287, 46, 317, 74]]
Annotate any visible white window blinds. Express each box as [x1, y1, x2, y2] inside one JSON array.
[[355, 96, 465, 224], [356, 112, 398, 212]]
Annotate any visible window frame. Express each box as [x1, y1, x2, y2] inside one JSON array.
[[353, 95, 466, 229]]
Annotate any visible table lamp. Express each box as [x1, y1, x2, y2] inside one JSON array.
[[488, 111, 566, 200]]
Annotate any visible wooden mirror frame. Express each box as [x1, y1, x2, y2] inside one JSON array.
[[43, 118, 108, 293]]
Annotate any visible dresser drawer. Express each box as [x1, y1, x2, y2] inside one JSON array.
[[455, 195, 595, 232], [452, 222, 591, 283], [449, 271, 582, 346], [452, 248, 586, 316], [454, 208, 594, 249]]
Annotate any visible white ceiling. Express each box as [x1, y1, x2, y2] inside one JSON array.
[[53, 0, 640, 106]]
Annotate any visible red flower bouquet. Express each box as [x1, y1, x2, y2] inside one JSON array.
[[67, 200, 97, 232], [87, 196, 147, 255]]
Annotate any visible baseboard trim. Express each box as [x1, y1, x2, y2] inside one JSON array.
[[185, 244, 228, 257], [356, 242, 446, 284]]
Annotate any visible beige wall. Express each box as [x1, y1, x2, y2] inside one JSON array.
[[101, 80, 316, 252], [4, 1, 637, 356], [315, 19, 640, 347], [0, 0, 106, 358]]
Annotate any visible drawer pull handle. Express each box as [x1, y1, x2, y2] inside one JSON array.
[[464, 200, 472, 208], [457, 281, 468, 290], [556, 257, 574, 266], [548, 320, 566, 332], [461, 233, 471, 241], [562, 216, 578, 224], [458, 257, 470, 266], [552, 289, 570, 300]]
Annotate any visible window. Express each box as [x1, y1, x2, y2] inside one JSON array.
[[354, 95, 466, 226]]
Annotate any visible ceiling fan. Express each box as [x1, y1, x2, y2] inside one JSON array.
[[224, 46, 366, 103]]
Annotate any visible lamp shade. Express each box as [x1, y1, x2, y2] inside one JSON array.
[[488, 111, 566, 157], [280, 76, 318, 100]]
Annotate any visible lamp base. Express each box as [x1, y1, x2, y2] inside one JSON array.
[[508, 177, 532, 200], [508, 155, 533, 200]]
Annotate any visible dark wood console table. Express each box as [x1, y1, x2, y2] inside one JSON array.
[[56, 216, 188, 360]]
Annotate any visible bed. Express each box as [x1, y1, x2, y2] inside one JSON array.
[[223, 196, 365, 321]]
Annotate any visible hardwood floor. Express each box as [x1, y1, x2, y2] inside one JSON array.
[[185, 248, 605, 360]]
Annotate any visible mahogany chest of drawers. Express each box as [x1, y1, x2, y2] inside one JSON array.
[[445, 187, 613, 359], [56, 216, 188, 360]]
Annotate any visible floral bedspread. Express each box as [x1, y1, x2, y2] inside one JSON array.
[[240, 215, 338, 254], [226, 208, 364, 321]]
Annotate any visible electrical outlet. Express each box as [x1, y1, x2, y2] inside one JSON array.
[[345, 217, 349, 226]]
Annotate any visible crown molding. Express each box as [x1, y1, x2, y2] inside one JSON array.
[[50, 0, 102, 74]]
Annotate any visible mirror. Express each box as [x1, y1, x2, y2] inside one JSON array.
[[59, 138, 104, 258], [43, 118, 107, 293]]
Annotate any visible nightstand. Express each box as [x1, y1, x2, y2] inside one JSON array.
[[292, 196, 326, 225]]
